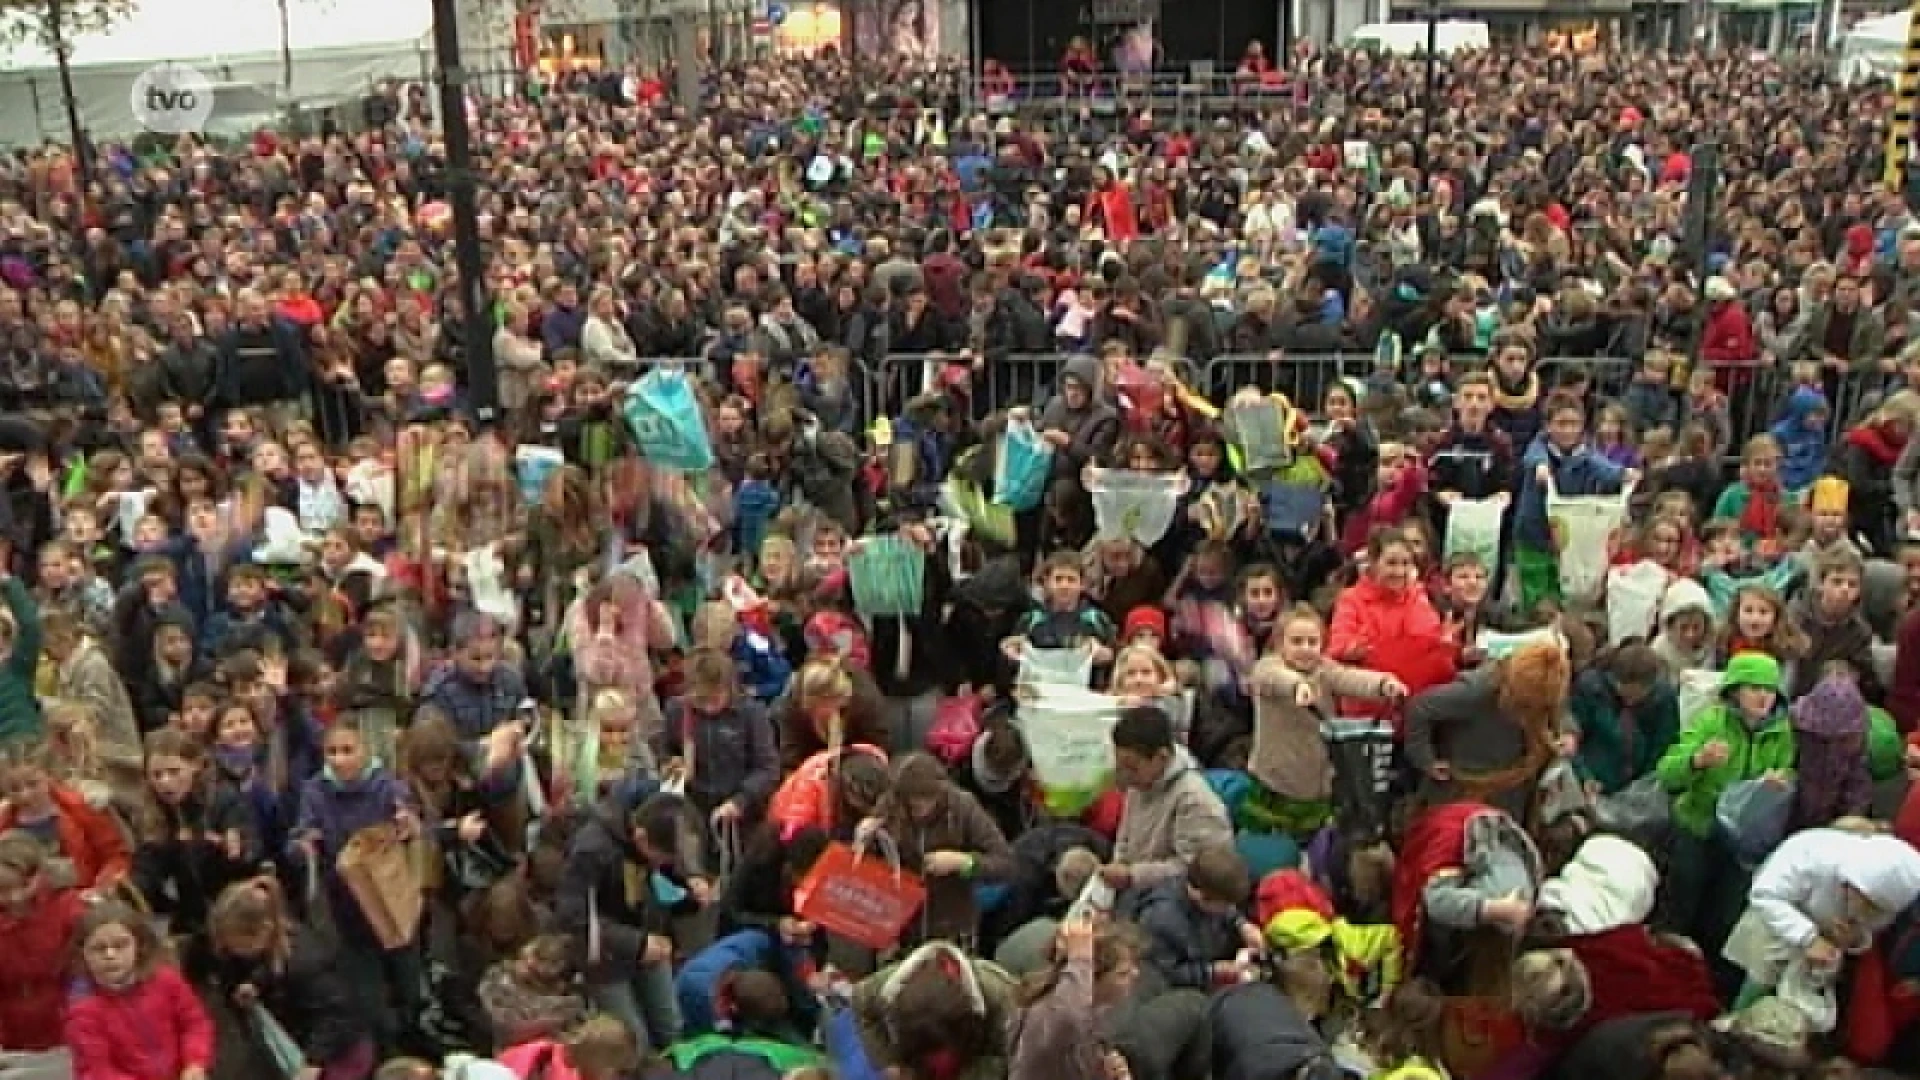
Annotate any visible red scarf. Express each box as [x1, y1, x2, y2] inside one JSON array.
[[1740, 478, 1782, 540], [1847, 422, 1908, 468]]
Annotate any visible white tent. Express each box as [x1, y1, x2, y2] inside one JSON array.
[[1840, 11, 1908, 86], [0, 0, 437, 146]]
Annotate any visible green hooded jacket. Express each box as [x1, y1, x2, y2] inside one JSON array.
[[1655, 652, 1797, 837]]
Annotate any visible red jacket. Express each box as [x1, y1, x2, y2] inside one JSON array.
[[0, 887, 85, 1049], [1087, 182, 1139, 243], [1700, 301, 1757, 368], [1328, 573, 1454, 720], [65, 965, 215, 1080], [0, 783, 132, 890]]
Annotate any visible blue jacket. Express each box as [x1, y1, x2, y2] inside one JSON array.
[[291, 762, 409, 864], [1515, 436, 1628, 551], [1769, 386, 1830, 492], [676, 930, 779, 1036]]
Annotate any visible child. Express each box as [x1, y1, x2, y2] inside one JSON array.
[[479, 934, 587, 1048], [1801, 476, 1869, 563], [554, 688, 659, 810], [1108, 643, 1184, 743], [339, 605, 423, 767], [1716, 585, 1808, 669], [290, 722, 423, 1050], [1321, 380, 1380, 527], [205, 877, 374, 1078], [1007, 916, 1144, 1080], [0, 744, 132, 891], [1714, 434, 1788, 549], [1789, 548, 1881, 700], [1786, 667, 1873, 831], [1684, 367, 1732, 460], [1088, 537, 1170, 629], [131, 606, 206, 734], [1514, 392, 1632, 611], [1655, 652, 1796, 962], [1395, 801, 1543, 988], [501, 1014, 643, 1080], [1769, 385, 1830, 495], [1005, 552, 1120, 668], [1651, 578, 1717, 678], [129, 728, 258, 941], [1592, 402, 1640, 468], [1133, 844, 1266, 991], [62, 901, 215, 1080], [0, 830, 86, 1050], [660, 648, 782, 830], [0, 561, 42, 746], [735, 452, 782, 561], [1246, 606, 1406, 835], [292, 438, 350, 533], [200, 562, 298, 661], [1337, 442, 1427, 558], [1620, 352, 1679, 438]]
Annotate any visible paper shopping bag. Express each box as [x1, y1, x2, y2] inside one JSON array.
[[336, 823, 424, 949], [793, 837, 926, 951]]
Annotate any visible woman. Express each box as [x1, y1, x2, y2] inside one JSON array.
[[861, 752, 1014, 947], [493, 302, 546, 418], [1842, 390, 1920, 555], [581, 285, 639, 372], [1568, 642, 1680, 795], [1402, 640, 1572, 822]]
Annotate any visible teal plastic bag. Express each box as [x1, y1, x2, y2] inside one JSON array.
[[623, 368, 714, 472], [993, 417, 1053, 511], [849, 535, 926, 618]]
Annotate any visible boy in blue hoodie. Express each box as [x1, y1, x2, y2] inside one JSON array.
[[1514, 391, 1633, 612], [1769, 385, 1830, 495]]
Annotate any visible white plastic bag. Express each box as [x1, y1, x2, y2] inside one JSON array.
[[1678, 669, 1723, 731], [1605, 560, 1672, 646], [1018, 644, 1095, 689], [1085, 466, 1190, 546], [1547, 475, 1633, 607], [464, 543, 521, 633], [1017, 685, 1121, 816], [1443, 494, 1506, 570]]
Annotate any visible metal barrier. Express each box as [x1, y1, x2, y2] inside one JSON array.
[[600, 351, 1859, 470]]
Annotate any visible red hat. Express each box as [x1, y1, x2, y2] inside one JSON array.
[[1123, 606, 1168, 642]]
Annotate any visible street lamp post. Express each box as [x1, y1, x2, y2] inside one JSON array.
[[428, 0, 500, 425], [1420, 0, 1439, 187]]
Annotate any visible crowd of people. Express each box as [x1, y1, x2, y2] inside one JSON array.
[[1, 34, 1920, 1080]]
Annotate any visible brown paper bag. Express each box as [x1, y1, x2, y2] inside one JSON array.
[[336, 823, 423, 949]]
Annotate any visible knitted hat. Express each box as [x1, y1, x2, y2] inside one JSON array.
[[1124, 606, 1168, 642], [1810, 475, 1850, 515], [1723, 651, 1783, 693], [1789, 674, 1867, 738]]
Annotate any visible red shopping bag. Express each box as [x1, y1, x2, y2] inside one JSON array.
[[926, 694, 983, 765], [793, 836, 926, 951]]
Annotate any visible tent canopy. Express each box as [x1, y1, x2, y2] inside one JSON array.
[[0, 0, 434, 73]]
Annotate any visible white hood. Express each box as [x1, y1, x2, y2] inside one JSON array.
[[1840, 834, 1920, 915], [1538, 834, 1658, 935]]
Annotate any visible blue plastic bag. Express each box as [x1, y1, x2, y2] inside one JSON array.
[[824, 1006, 885, 1080], [623, 368, 714, 472], [993, 417, 1053, 511], [1715, 777, 1795, 870]]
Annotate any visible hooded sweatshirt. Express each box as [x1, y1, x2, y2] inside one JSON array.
[[1112, 747, 1233, 888], [1769, 386, 1830, 493], [1650, 578, 1716, 677], [1036, 357, 1118, 477], [1748, 829, 1920, 949], [1786, 676, 1872, 830], [1655, 652, 1796, 837]]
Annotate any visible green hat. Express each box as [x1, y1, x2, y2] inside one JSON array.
[[1723, 652, 1782, 694]]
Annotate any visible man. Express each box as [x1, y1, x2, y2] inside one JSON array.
[[214, 288, 307, 431], [1099, 705, 1232, 894], [420, 611, 530, 743]]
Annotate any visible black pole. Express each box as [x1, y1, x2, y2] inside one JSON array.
[[1683, 141, 1722, 371], [429, 0, 499, 425], [46, 0, 91, 258], [1421, 0, 1438, 186]]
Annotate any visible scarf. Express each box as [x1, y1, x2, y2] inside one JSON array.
[[1491, 371, 1539, 413], [1740, 477, 1783, 540], [1846, 422, 1907, 468]]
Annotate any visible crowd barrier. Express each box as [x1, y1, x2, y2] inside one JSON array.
[[606, 352, 1886, 467]]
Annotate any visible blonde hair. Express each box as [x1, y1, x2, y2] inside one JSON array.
[[795, 655, 855, 705], [1106, 643, 1175, 692], [690, 601, 737, 649], [1510, 949, 1592, 1032], [587, 688, 636, 728], [564, 1014, 641, 1080]]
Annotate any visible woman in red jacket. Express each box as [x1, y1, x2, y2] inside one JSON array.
[[64, 900, 215, 1080], [1085, 166, 1139, 244], [0, 831, 86, 1050], [0, 749, 132, 892]]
